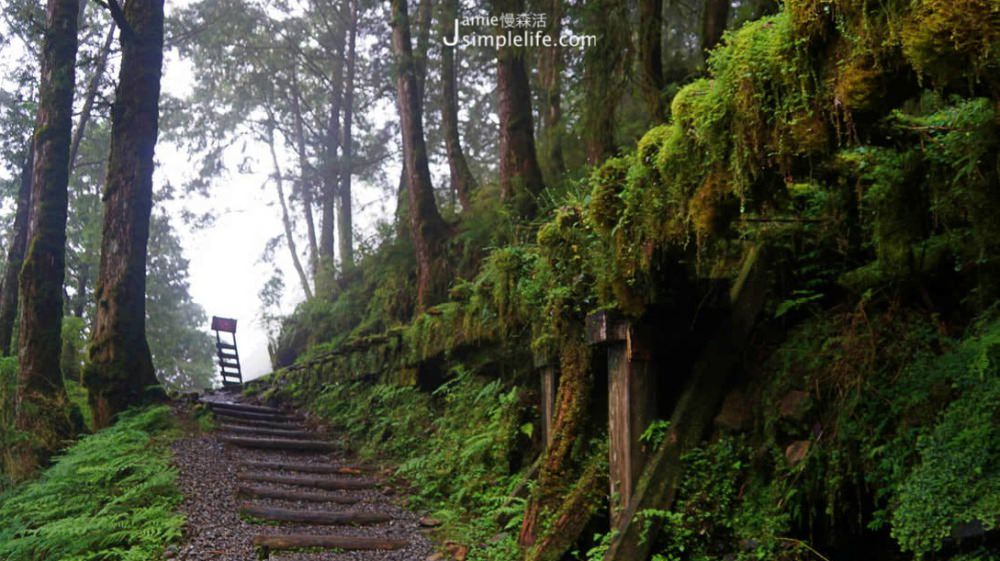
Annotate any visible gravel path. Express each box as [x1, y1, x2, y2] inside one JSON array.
[[170, 393, 434, 561]]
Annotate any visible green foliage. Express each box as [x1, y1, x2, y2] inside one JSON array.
[[0, 357, 17, 491], [292, 367, 530, 560], [0, 406, 183, 560]]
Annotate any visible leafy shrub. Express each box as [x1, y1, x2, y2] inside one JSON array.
[[0, 406, 184, 561]]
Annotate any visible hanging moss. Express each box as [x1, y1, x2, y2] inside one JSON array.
[[901, 0, 1000, 87]]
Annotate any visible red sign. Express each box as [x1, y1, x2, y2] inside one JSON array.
[[211, 316, 238, 333]]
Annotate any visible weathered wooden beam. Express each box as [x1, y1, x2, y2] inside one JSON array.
[[252, 533, 407, 551], [206, 401, 282, 415], [240, 460, 371, 474], [209, 408, 301, 422], [237, 485, 362, 504], [237, 471, 378, 490], [241, 503, 393, 525], [219, 436, 337, 452], [213, 414, 304, 430], [218, 424, 322, 440]]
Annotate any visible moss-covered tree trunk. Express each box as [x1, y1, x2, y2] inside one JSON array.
[[7, 0, 80, 480], [495, 0, 545, 219], [337, 0, 357, 272], [391, 0, 450, 311], [84, 0, 165, 429], [519, 340, 598, 558], [440, 0, 477, 210], [0, 146, 32, 356]]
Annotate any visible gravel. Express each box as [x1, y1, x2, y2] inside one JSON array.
[[171, 397, 434, 561]]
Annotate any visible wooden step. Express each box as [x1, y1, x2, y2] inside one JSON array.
[[253, 533, 408, 552], [219, 424, 323, 440], [213, 414, 304, 430], [219, 436, 337, 453], [209, 408, 300, 422], [237, 485, 362, 504], [241, 503, 393, 525], [206, 401, 283, 415], [239, 460, 370, 475], [237, 472, 377, 490]]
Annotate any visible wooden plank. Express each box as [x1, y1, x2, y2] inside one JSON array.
[[207, 401, 283, 414], [219, 436, 337, 452], [210, 408, 301, 422], [237, 472, 377, 490], [540, 366, 558, 447], [241, 503, 392, 525], [212, 415, 305, 430], [240, 460, 372, 475], [219, 424, 322, 440], [237, 485, 362, 504], [216, 341, 237, 350], [252, 533, 407, 551]]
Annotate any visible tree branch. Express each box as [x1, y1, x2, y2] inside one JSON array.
[[91, 0, 136, 42]]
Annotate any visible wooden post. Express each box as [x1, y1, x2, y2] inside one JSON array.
[[535, 353, 558, 447], [586, 311, 656, 525]]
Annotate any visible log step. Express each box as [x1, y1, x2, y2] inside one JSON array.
[[213, 414, 305, 430], [239, 460, 370, 475], [219, 436, 337, 453], [237, 485, 362, 504], [209, 408, 300, 422], [241, 503, 393, 525], [219, 424, 323, 440], [206, 401, 282, 415], [253, 533, 408, 552], [237, 471, 377, 490]]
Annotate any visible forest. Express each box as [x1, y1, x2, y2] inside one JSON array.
[[0, 0, 998, 560]]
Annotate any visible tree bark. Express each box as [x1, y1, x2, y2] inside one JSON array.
[[337, 0, 357, 271], [7, 0, 80, 481], [318, 9, 347, 295], [391, 0, 450, 312], [582, 0, 626, 165], [267, 123, 314, 301], [0, 147, 32, 357], [289, 70, 318, 282], [639, 0, 665, 120], [414, 0, 433, 102], [440, 0, 477, 210], [701, 0, 730, 57], [537, 0, 565, 182], [68, 21, 115, 171], [495, 0, 545, 218], [84, 0, 165, 429]]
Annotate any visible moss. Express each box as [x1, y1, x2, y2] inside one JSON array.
[[901, 0, 1000, 87]]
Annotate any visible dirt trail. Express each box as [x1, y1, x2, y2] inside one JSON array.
[[170, 391, 434, 560]]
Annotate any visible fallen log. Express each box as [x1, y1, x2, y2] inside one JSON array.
[[252, 533, 407, 551], [241, 503, 392, 525], [237, 471, 377, 490], [240, 460, 370, 474], [219, 424, 323, 440], [219, 436, 337, 453], [237, 485, 361, 504]]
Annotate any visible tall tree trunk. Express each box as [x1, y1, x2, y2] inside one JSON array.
[[391, 0, 450, 312], [638, 0, 665, 120], [289, 71, 318, 282], [7, 0, 80, 481], [318, 13, 347, 295], [414, 0, 433, 102], [440, 0, 477, 210], [84, 0, 166, 429], [0, 147, 33, 356], [69, 21, 115, 171], [701, 0, 730, 57], [495, 0, 545, 219], [267, 123, 314, 301], [582, 0, 627, 165], [337, 0, 357, 271], [72, 262, 87, 318], [537, 0, 565, 183]]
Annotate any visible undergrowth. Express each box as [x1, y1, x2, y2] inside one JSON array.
[[0, 406, 184, 561]]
